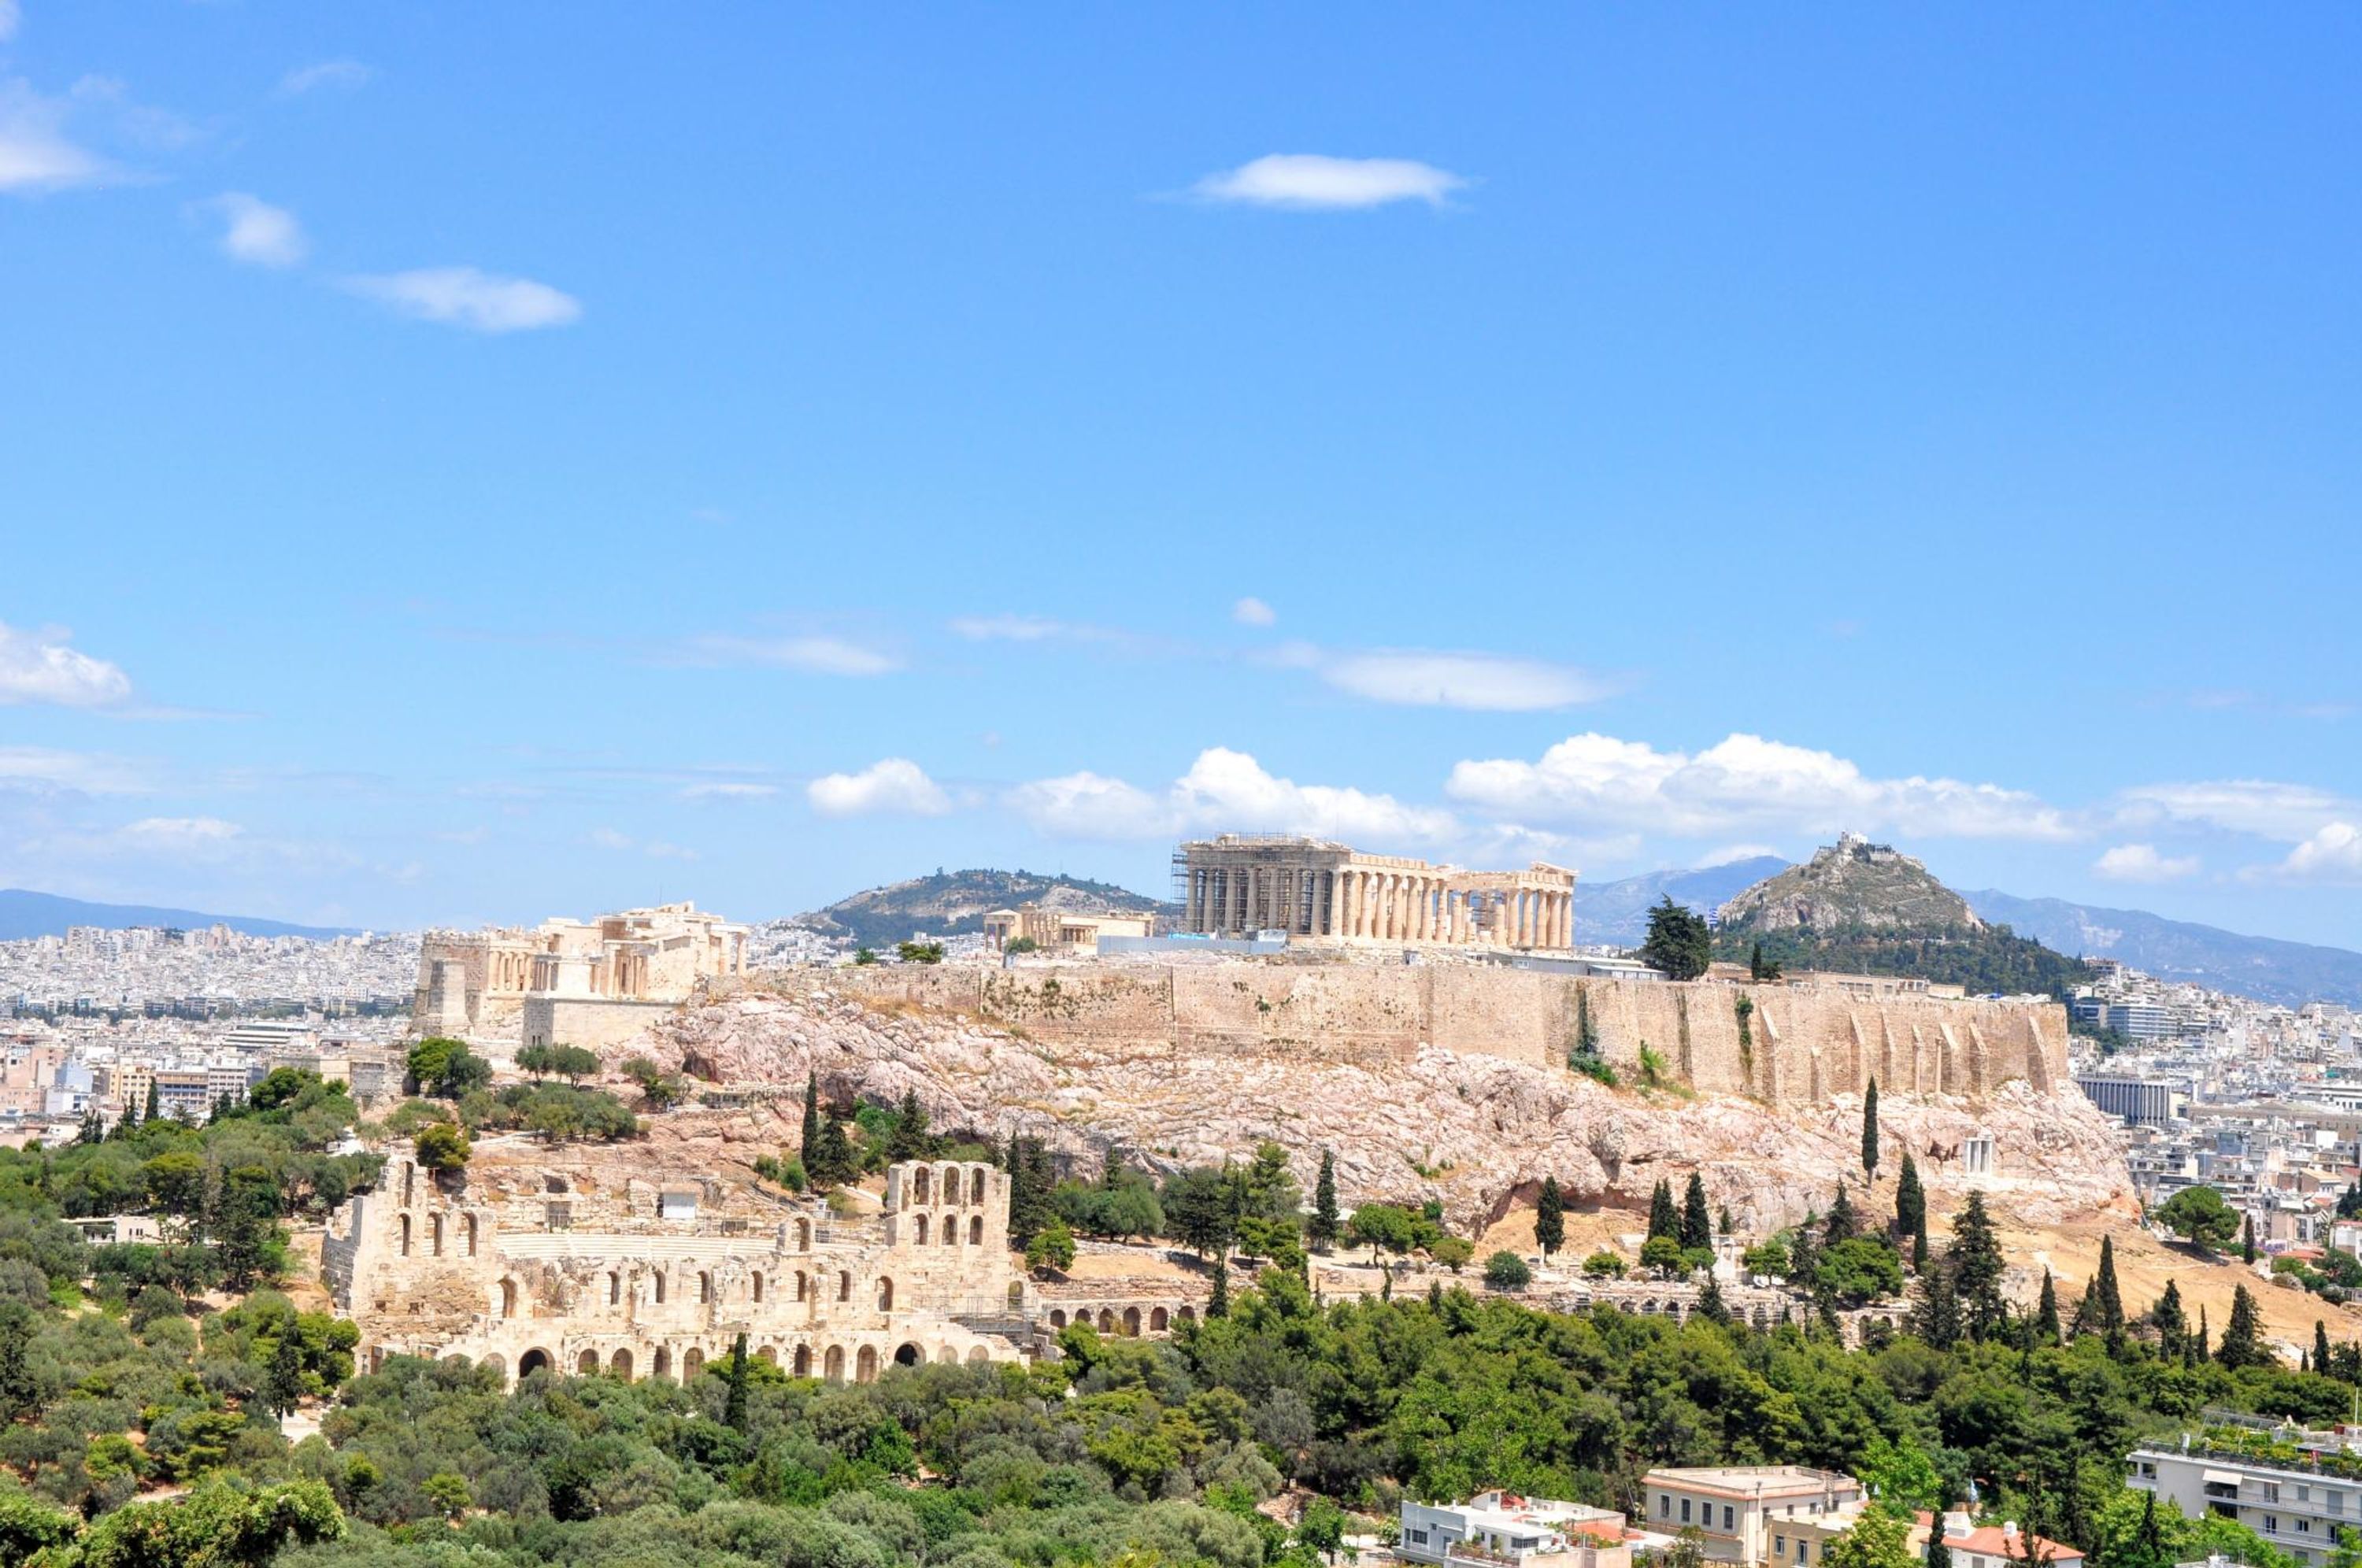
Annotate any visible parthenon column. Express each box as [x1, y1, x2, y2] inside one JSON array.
[[1413, 879, 1431, 941]]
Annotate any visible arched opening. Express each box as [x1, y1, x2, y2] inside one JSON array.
[[965, 1345, 990, 1366], [429, 1213, 444, 1256], [610, 1348, 633, 1379], [914, 1213, 929, 1245], [1098, 1309, 1116, 1333], [1150, 1306, 1168, 1332], [837, 1270, 850, 1302], [1122, 1306, 1142, 1337], [877, 1277, 894, 1311], [683, 1347, 705, 1379], [398, 1214, 412, 1257], [942, 1222, 957, 1248], [481, 1353, 505, 1383], [792, 1344, 812, 1378], [824, 1345, 846, 1382], [1049, 1308, 1068, 1329], [942, 1165, 961, 1205], [519, 1348, 552, 1378], [755, 1344, 778, 1365], [577, 1349, 598, 1374], [463, 1215, 478, 1257], [698, 1271, 713, 1304], [894, 1342, 922, 1367], [969, 1215, 983, 1246], [797, 1219, 812, 1252], [794, 1270, 807, 1301], [936, 1345, 958, 1365], [652, 1347, 672, 1379], [607, 1272, 620, 1306], [912, 1167, 931, 1205], [500, 1279, 519, 1318], [1175, 1305, 1196, 1322], [856, 1345, 879, 1383], [752, 1271, 765, 1304], [651, 1272, 666, 1305], [1007, 1281, 1024, 1309]]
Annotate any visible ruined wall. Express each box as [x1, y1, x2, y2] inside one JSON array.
[[827, 961, 2066, 1108]]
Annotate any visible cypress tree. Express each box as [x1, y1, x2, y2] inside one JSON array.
[[2316, 1319, 2334, 1375], [1824, 1183, 1858, 1248], [1927, 1540, 1953, 1568], [1648, 1178, 1679, 1242], [2035, 1268, 2061, 1344], [2218, 1284, 2265, 1369], [1860, 1078, 1880, 1181], [800, 1071, 821, 1163], [1697, 1270, 1730, 1326], [1209, 1256, 1229, 1319], [2093, 1233, 2125, 1335], [2242, 1215, 2257, 1264], [2194, 1305, 2210, 1363], [1681, 1174, 1712, 1252], [1895, 1152, 1927, 1262], [1949, 1193, 2007, 1341], [1719, 1205, 1734, 1237], [887, 1089, 930, 1162], [1536, 1175, 1566, 1257], [1914, 1266, 1960, 1349], [724, 1331, 751, 1430], [2153, 1279, 2186, 1358], [1310, 1149, 1340, 1249], [145, 1078, 161, 1122]]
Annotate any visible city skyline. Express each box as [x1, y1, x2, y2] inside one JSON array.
[[3, 6, 2357, 941]]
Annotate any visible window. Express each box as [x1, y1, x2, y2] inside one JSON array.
[[1682, 1500, 1693, 1525], [1725, 1507, 1735, 1530], [1660, 1498, 1670, 1519], [1798, 1541, 1809, 1563], [1777, 1537, 1788, 1557], [2267, 1518, 2280, 1536]]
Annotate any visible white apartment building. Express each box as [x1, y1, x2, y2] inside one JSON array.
[[2131, 1440, 2360, 1568], [1642, 1467, 1868, 1568], [1398, 1492, 1631, 1568]]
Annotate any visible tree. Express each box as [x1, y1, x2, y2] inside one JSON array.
[[800, 1071, 822, 1163], [1207, 1256, 1229, 1319], [1431, 1236, 1475, 1274], [1638, 897, 1712, 981], [2242, 1213, 2258, 1264], [1648, 1178, 1679, 1242], [1346, 1204, 1418, 1264], [2153, 1279, 2188, 1358], [1695, 1270, 1730, 1325], [1310, 1148, 1340, 1249], [406, 1037, 491, 1100], [1824, 1183, 1859, 1247], [2034, 1267, 2061, 1344], [77, 1480, 344, 1568], [2218, 1283, 2267, 1370], [2318, 1319, 2336, 1376], [144, 1078, 161, 1122], [1583, 1250, 1627, 1278], [1825, 1507, 1918, 1568], [1894, 1152, 1927, 1268], [1681, 1174, 1712, 1252], [887, 1089, 934, 1162], [1913, 1264, 1960, 1349], [1640, 1235, 1690, 1278], [1749, 940, 1782, 982], [1816, 1237, 1905, 1306], [265, 1327, 308, 1418], [1742, 1238, 1791, 1279], [897, 940, 945, 963], [724, 1331, 751, 1429], [1483, 1251, 1532, 1291], [1575, 985, 1601, 1056], [1949, 1192, 2007, 1340], [2157, 1185, 2242, 1253], [2090, 1233, 2127, 1337], [414, 1121, 472, 1172], [1026, 1220, 1076, 1275], [1164, 1168, 1240, 1259], [1535, 1175, 1566, 1257], [0, 1306, 35, 1421], [1860, 1078, 1880, 1181]]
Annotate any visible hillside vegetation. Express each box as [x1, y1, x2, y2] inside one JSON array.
[[789, 870, 1168, 950]]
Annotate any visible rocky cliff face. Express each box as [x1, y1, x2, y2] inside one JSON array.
[[638, 979, 2131, 1235], [1719, 833, 1982, 935]]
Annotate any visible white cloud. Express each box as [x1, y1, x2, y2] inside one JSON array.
[[679, 782, 778, 801], [0, 745, 147, 796], [2115, 780, 2356, 843], [808, 759, 952, 819], [588, 827, 633, 851], [205, 192, 306, 268], [113, 815, 242, 853], [1191, 153, 1467, 210], [0, 621, 131, 706], [279, 59, 372, 96], [1696, 843, 1783, 868], [683, 634, 900, 676], [0, 78, 113, 193], [1231, 597, 1276, 628], [2093, 843, 2200, 883], [950, 614, 1068, 642], [1294, 645, 1614, 712], [1009, 746, 1457, 845], [2257, 823, 2362, 885], [346, 267, 581, 333], [1446, 732, 2077, 842]]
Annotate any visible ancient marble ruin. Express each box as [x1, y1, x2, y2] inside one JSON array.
[[1179, 834, 1577, 948], [412, 902, 748, 1052]]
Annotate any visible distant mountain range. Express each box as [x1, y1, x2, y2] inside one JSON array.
[[1569, 857, 1790, 945], [0, 889, 356, 942]]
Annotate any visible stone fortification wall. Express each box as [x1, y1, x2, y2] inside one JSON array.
[[827, 960, 2064, 1108]]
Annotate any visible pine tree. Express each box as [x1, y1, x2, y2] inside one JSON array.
[[724, 1331, 751, 1430], [1697, 1270, 1730, 1326], [1648, 1178, 1679, 1242], [1310, 1149, 1340, 1249], [2035, 1268, 2061, 1344], [76, 1106, 102, 1147], [2153, 1280, 2186, 1359], [1861, 1078, 1880, 1182], [1536, 1175, 1566, 1257], [2219, 1284, 2266, 1370], [1681, 1174, 1712, 1252], [1824, 1183, 1858, 1248], [266, 1329, 308, 1418], [1914, 1266, 1960, 1349], [887, 1089, 931, 1162], [1719, 1205, 1734, 1237], [1894, 1153, 1927, 1263], [1949, 1193, 2007, 1341], [800, 1072, 821, 1163], [1208, 1256, 1229, 1319]]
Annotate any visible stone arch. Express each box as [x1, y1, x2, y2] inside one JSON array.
[[755, 1344, 778, 1365], [942, 1222, 957, 1248], [856, 1345, 879, 1383], [1097, 1309, 1116, 1333], [969, 1215, 983, 1246], [577, 1349, 598, 1374], [500, 1279, 519, 1318], [752, 1270, 765, 1303], [971, 1168, 988, 1204], [837, 1270, 850, 1302], [935, 1345, 959, 1365], [966, 1345, 990, 1365], [652, 1347, 672, 1379], [824, 1344, 846, 1382], [519, 1348, 552, 1378], [1175, 1305, 1196, 1323], [1122, 1306, 1142, 1337], [912, 1167, 931, 1205], [1150, 1306, 1168, 1332], [794, 1270, 808, 1301], [463, 1214, 479, 1257], [698, 1270, 713, 1304], [480, 1353, 505, 1382], [914, 1213, 929, 1246], [941, 1163, 962, 1204], [610, 1348, 633, 1379], [429, 1212, 444, 1256], [399, 1213, 413, 1257], [894, 1341, 923, 1367], [878, 1274, 898, 1312], [683, 1347, 705, 1379], [793, 1344, 812, 1378], [1049, 1308, 1068, 1329]]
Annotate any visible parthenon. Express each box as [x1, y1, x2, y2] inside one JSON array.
[[1177, 834, 1576, 949]]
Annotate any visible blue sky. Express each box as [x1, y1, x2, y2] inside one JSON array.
[[3, 5, 2358, 944]]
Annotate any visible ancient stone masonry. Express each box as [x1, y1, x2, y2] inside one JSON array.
[[823, 960, 2068, 1112], [324, 1145, 1199, 1386], [1179, 834, 1576, 949], [412, 902, 747, 1053]]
